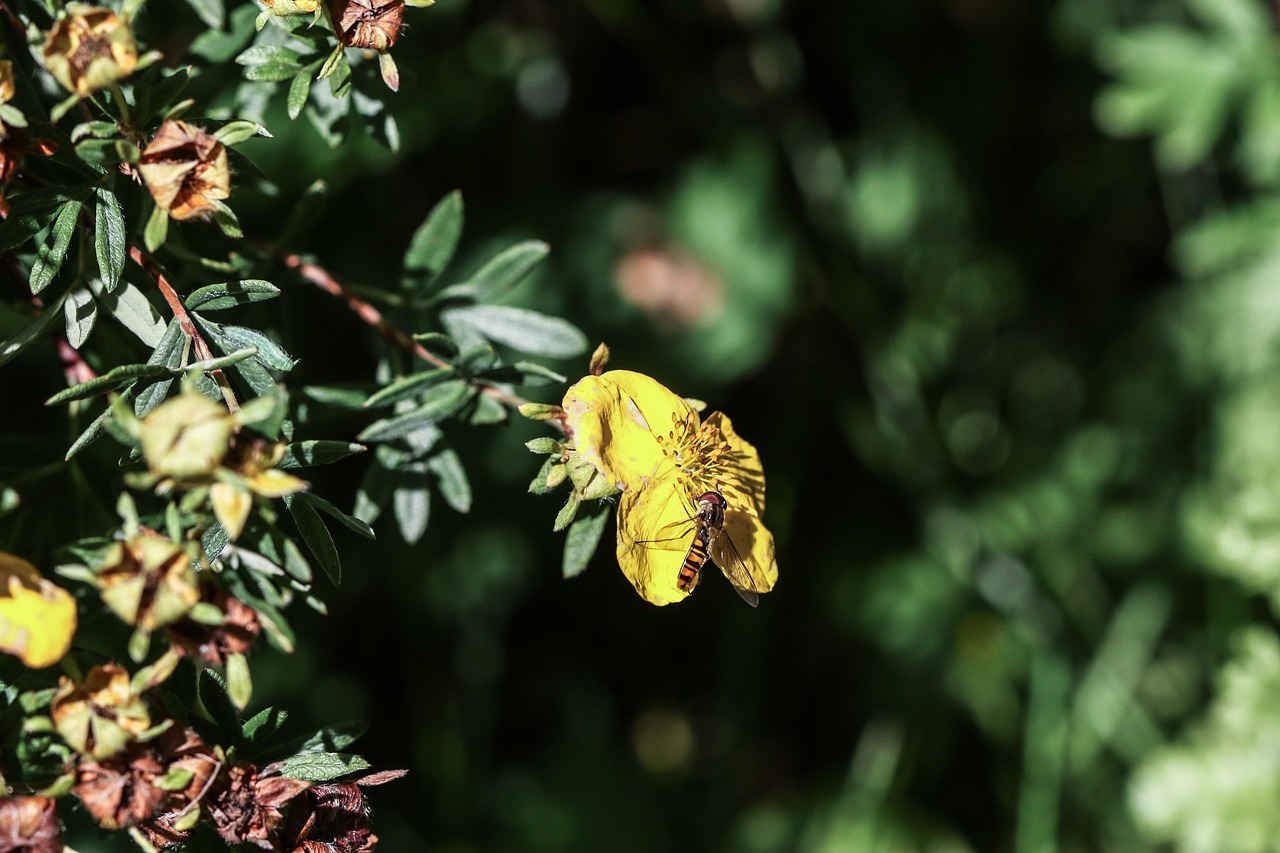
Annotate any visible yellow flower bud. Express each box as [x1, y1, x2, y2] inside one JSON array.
[[140, 391, 234, 479], [52, 663, 151, 759]]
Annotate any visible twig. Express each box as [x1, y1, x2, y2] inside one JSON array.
[[129, 245, 239, 412], [282, 253, 547, 419]]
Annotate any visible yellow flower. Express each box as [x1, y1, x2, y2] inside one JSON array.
[[562, 370, 777, 606], [0, 551, 77, 668]]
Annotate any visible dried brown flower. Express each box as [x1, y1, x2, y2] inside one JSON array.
[[41, 4, 137, 96], [326, 0, 405, 50], [165, 586, 261, 666], [138, 121, 231, 221], [52, 663, 150, 760], [280, 770, 406, 853], [74, 725, 218, 833], [0, 796, 61, 853], [206, 762, 310, 849]]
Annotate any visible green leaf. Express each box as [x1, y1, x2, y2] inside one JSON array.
[[442, 305, 588, 358], [212, 120, 270, 146], [137, 67, 191, 125], [184, 280, 280, 312], [445, 240, 549, 302], [197, 668, 240, 736], [279, 441, 367, 469], [553, 492, 581, 532], [245, 61, 303, 82], [65, 398, 118, 460], [427, 449, 471, 513], [143, 203, 169, 252], [296, 720, 367, 754], [185, 0, 225, 28], [0, 291, 68, 367], [237, 45, 303, 66], [62, 287, 97, 350], [403, 191, 464, 283], [46, 363, 172, 405], [286, 494, 341, 585], [30, 201, 82, 294], [393, 469, 430, 545], [188, 4, 257, 62], [277, 752, 370, 782], [94, 188, 126, 292], [357, 380, 473, 442], [563, 505, 611, 579], [277, 180, 327, 248], [217, 324, 296, 371], [94, 279, 166, 346], [527, 456, 557, 495], [363, 367, 455, 409], [202, 522, 230, 562], [242, 706, 288, 743], [288, 69, 313, 121], [297, 491, 376, 540], [134, 321, 185, 417], [299, 384, 367, 409]]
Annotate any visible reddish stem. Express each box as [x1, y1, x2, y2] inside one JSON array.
[[282, 253, 550, 421], [129, 246, 239, 412]]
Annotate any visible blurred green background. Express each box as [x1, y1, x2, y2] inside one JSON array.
[[30, 0, 1280, 849]]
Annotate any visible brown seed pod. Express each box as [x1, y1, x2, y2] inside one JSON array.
[[326, 0, 405, 50]]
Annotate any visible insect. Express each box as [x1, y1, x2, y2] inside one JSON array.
[[660, 490, 761, 607]]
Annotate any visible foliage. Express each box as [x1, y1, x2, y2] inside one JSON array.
[[3, 0, 1280, 851]]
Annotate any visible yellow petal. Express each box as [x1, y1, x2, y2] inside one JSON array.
[[614, 485, 699, 606], [0, 556, 77, 669], [211, 481, 252, 541], [701, 411, 767, 515], [563, 370, 694, 491], [246, 468, 307, 498], [709, 508, 778, 596]]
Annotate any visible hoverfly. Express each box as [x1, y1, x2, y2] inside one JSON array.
[[644, 490, 761, 607]]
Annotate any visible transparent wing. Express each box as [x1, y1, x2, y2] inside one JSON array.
[[711, 531, 760, 607], [709, 509, 776, 607]]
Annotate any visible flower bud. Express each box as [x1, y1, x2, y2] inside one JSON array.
[[0, 61, 15, 104], [42, 5, 138, 96], [140, 391, 234, 479], [97, 532, 201, 632], [52, 663, 151, 760], [138, 121, 231, 221]]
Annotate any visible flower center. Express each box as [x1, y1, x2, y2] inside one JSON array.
[[654, 412, 737, 499]]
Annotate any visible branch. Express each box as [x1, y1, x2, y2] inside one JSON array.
[[283, 253, 548, 420], [129, 245, 240, 412]]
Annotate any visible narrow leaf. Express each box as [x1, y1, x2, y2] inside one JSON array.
[[287, 494, 341, 585], [298, 492, 375, 540], [134, 321, 186, 417], [217, 324, 296, 371], [442, 305, 587, 358], [393, 471, 430, 545], [0, 291, 68, 366], [403, 191, 464, 282], [94, 188, 126, 292], [357, 381, 472, 442], [363, 367, 455, 409], [279, 441, 367, 469], [30, 200, 81, 294], [442, 241, 549, 303], [63, 287, 97, 350], [184, 280, 280, 312], [47, 363, 171, 405], [94, 278, 166, 346], [427, 449, 471, 513], [288, 69, 313, 120], [563, 505, 610, 579]]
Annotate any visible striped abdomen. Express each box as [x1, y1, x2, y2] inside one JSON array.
[[677, 524, 714, 591]]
